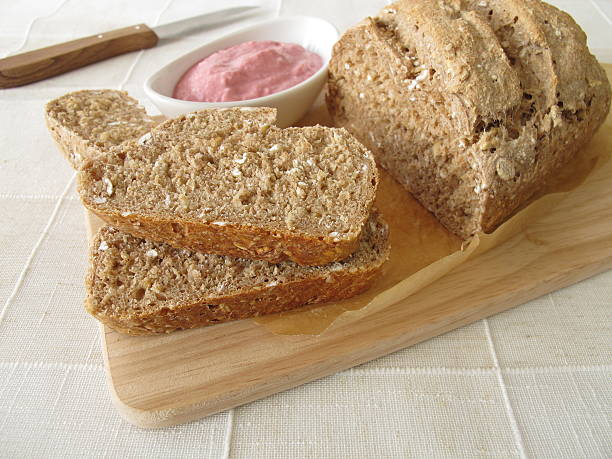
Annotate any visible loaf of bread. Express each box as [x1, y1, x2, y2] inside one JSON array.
[[87, 213, 389, 335], [78, 107, 378, 265], [327, 0, 611, 238], [45, 90, 157, 169]]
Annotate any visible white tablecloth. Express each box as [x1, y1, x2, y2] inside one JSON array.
[[1, 1, 611, 457]]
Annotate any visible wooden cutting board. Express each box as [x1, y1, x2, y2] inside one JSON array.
[[92, 69, 612, 428]]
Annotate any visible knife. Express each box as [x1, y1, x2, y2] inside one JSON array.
[[0, 6, 260, 89]]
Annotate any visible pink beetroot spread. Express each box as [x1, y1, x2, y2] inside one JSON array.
[[172, 40, 323, 102]]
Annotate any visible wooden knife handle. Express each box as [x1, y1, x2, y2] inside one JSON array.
[[0, 24, 158, 89]]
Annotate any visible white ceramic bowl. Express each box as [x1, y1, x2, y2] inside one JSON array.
[[144, 16, 339, 127]]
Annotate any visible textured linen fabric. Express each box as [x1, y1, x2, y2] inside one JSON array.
[[0, 1, 611, 458]]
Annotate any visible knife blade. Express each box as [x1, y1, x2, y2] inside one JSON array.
[[0, 6, 260, 89], [154, 6, 259, 42]]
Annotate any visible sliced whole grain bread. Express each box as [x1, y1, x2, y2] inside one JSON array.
[[78, 107, 378, 265], [326, 0, 611, 239], [87, 212, 390, 335], [45, 89, 157, 169]]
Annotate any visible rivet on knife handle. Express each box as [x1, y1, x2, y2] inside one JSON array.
[[0, 24, 158, 89]]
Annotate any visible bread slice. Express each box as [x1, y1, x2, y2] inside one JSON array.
[[86, 212, 390, 335], [45, 89, 157, 169], [78, 107, 378, 265], [326, 0, 611, 239]]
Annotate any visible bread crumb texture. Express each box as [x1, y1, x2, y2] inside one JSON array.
[[327, 0, 611, 238], [78, 107, 378, 265], [45, 90, 156, 169], [86, 212, 390, 335]]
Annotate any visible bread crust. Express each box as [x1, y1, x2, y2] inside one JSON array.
[[327, 0, 611, 239], [80, 203, 361, 266]]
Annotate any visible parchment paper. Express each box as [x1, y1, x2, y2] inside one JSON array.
[[254, 92, 612, 335]]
